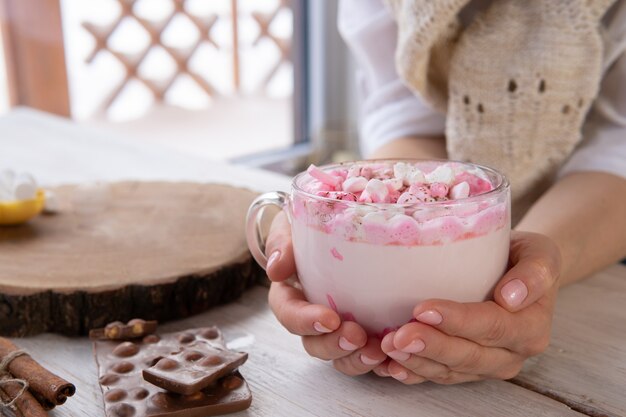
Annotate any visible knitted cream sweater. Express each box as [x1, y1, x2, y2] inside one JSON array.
[[386, 0, 617, 212]]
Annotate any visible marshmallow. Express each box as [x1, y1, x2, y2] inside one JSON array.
[[317, 191, 357, 202], [425, 165, 455, 185], [404, 167, 426, 185], [307, 164, 341, 188], [342, 176, 368, 193], [397, 192, 419, 204], [408, 184, 431, 201], [43, 190, 59, 213], [359, 179, 389, 203], [360, 166, 373, 179], [347, 165, 361, 178], [383, 178, 403, 192], [429, 182, 449, 198], [450, 181, 470, 199], [13, 173, 37, 200], [393, 162, 409, 182]]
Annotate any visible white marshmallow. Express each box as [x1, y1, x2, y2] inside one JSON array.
[[347, 165, 362, 178], [425, 165, 455, 185], [362, 211, 387, 225], [360, 178, 389, 203], [43, 190, 59, 213], [404, 167, 426, 185], [13, 173, 37, 200], [342, 176, 368, 193], [383, 178, 403, 191], [450, 181, 470, 199], [393, 162, 409, 182]]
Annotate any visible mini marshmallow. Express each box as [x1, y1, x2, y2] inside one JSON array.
[[383, 178, 403, 192], [360, 178, 389, 203], [346, 165, 361, 178], [43, 190, 59, 213], [317, 191, 357, 202], [393, 162, 409, 182], [13, 173, 37, 200], [425, 165, 455, 185], [404, 167, 426, 185], [450, 181, 470, 199], [360, 166, 373, 179], [342, 176, 368, 193], [397, 192, 419, 204], [307, 164, 341, 188], [408, 184, 431, 201], [429, 182, 449, 198]]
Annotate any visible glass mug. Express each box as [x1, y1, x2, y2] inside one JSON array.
[[246, 160, 511, 336]]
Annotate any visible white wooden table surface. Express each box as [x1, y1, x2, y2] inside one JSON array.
[[1, 108, 625, 417]]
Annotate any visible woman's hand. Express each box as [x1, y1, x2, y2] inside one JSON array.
[[265, 211, 387, 375], [377, 231, 562, 384]]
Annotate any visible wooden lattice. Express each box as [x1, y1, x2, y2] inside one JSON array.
[[82, 0, 292, 112]]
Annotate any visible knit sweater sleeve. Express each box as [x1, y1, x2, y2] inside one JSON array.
[[338, 0, 446, 157], [559, 49, 626, 180]]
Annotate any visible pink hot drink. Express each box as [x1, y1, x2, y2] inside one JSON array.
[[247, 160, 511, 336]]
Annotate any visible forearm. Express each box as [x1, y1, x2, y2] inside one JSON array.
[[516, 172, 626, 286], [368, 136, 447, 160]]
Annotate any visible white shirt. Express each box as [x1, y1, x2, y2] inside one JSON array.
[[338, 0, 626, 180]]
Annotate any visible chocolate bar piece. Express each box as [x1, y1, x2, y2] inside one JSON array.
[[94, 327, 251, 417], [142, 330, 248, 395], [90, 319, 158, 340]]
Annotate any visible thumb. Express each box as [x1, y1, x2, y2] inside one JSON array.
[[493, 231, 562, 312], [264, 211, 297, 282]]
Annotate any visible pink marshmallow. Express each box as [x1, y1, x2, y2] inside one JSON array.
[[359, 179, 389, 203], [307, 164, 342, 188], [397, 192, 419, 204], [450, 181, 470, 199], [342, 176, 368, 193], [429, 182, 449, 198]]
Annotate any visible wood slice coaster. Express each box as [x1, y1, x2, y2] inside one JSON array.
[[0, 182, 266, 336]]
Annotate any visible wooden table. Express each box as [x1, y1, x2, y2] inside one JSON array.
[[1, 108, 625, 417]]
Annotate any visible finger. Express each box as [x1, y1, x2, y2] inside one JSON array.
[[332, 337, 387, 376], [265, 211, 296, 282], [392, 322, 523, 379], [301, 321, 367, 361], [372, 360, 391, 377], [412, 300, 530, 351], [269, 281, 340, 336], [386, 360, 427, 385], [493, 231, 561, 312], [388, 360, 481, 385]]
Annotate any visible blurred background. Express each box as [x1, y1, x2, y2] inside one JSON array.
[[0, 0, 359, 174]]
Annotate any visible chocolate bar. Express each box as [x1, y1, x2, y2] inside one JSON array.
[[90, 319, 158, 340], [94, 327, 251, 416], [142, 329, 248, 395]]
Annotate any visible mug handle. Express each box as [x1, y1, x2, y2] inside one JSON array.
[[246, 191, 289, 269]]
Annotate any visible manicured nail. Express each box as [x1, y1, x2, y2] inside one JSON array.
[[360, 354, 380, 366], [388, 350, 410, 362], [266, 251, 280, 270], [313, 321, 333, 333], [339, 337, 359, 351], [501, 279, 528, 308], [401, 338, 425, 354], [392, 370, 408, 381], [415, 310, 443, 325]]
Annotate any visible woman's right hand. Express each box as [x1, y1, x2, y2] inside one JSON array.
[[264, 211, 387, 375]]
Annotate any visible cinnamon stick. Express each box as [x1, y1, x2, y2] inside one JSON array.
[[0, 376, 48, 417], [0, 386, 23, 417], [0, 339, 75, 408]]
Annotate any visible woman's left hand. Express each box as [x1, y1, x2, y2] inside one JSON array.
[[376, 231, 562, 384]]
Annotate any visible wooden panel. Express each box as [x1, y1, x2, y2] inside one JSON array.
[[513, 264, 626, 417], [15, 287, 587, 417], [0, 0, 70, 116]]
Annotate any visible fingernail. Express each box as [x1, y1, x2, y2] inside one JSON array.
[[501, 279, 528, 308], [339, 337, 359, 351], [401, 339, 425, 354], [313, 322, 333, 333], [378, 367, 390, 377], [392, 370, 408, 381], [388, 350, 410, 362], [415, 310, 443, 325], [360, 354, 380, 365], [266, 251, 281, 270]]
